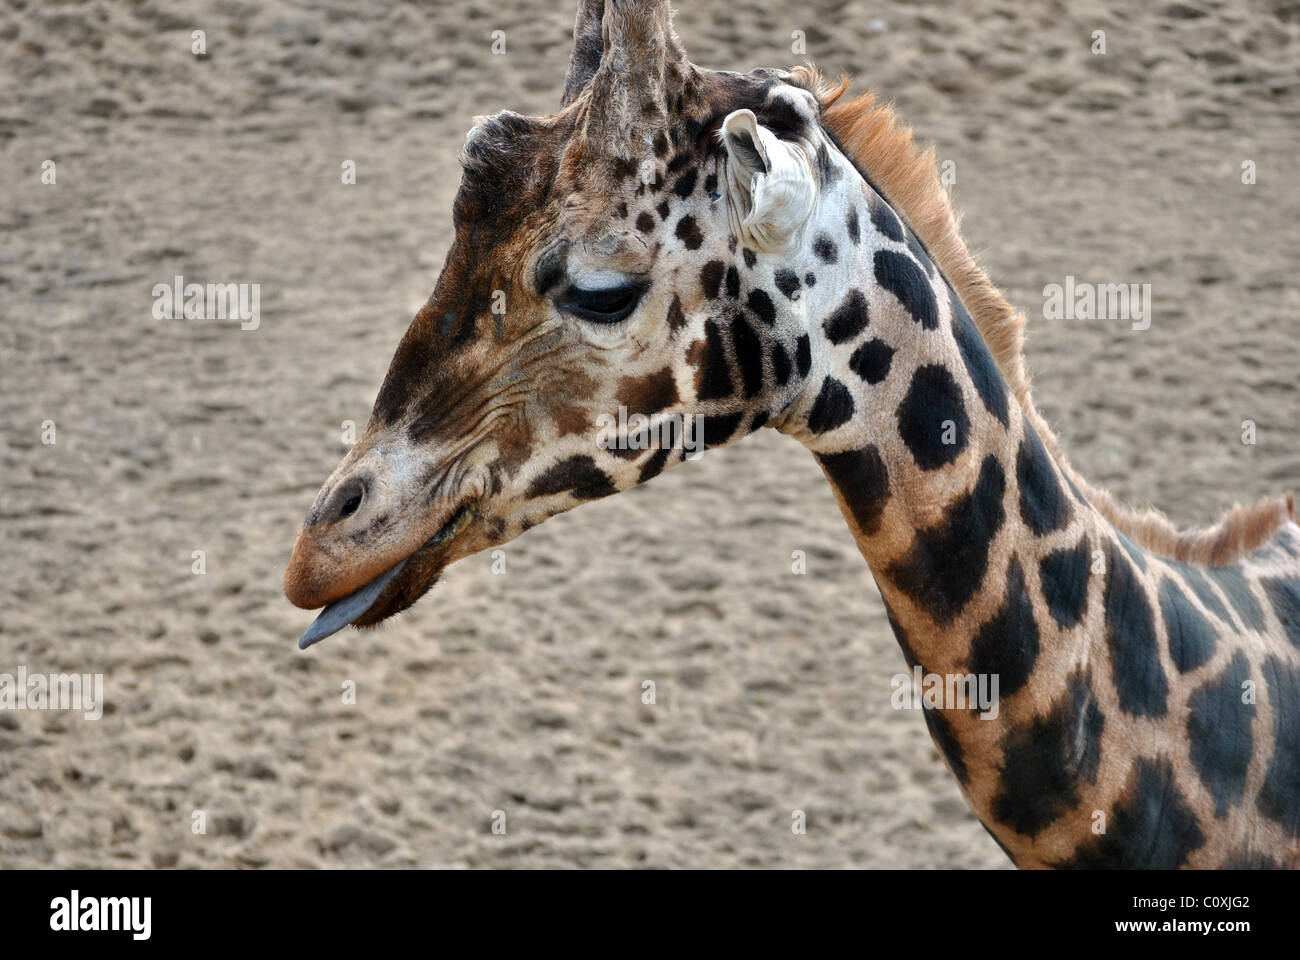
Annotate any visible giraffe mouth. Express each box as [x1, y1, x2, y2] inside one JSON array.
[[297, 503, 477, 649]]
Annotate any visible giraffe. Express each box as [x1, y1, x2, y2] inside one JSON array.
[[284, 0, 1300, 868]]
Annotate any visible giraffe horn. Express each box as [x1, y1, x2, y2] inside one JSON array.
[[561, 0, 606, 108], [582, 0, 687, 155]]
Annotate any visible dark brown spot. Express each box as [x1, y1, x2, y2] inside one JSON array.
[[617, 366, 679, 417], [700, 261, 724, 300], [675, 215, 703, 250], [526, 456, 615, 501]]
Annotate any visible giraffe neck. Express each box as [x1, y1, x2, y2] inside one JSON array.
[[773, 158, 1298, 867], [794, 263, 1121, 866]]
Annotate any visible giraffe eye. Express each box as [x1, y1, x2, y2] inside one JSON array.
[[558, 283, 644, 324]]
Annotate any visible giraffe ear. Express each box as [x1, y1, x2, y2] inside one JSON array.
[[721, 109, 817, 253]]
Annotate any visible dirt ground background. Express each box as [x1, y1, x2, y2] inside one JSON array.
[[1, 0, 1298, 868]]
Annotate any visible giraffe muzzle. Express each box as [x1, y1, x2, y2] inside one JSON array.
[[295, 503, 477, 648], [297, 557, 409, 649]]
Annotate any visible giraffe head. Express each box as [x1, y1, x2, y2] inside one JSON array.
[[284, 0, 857, 645]]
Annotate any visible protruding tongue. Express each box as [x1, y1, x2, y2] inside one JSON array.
[[298, 558, 408, 650]]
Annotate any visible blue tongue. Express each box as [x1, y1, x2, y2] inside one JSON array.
[[298, 558, 409, 650]]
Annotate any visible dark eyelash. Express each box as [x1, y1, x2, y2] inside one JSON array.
[[558, 284, 644, 324]]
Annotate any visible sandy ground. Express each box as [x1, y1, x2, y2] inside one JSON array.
[[1, 0, 1298, 869]]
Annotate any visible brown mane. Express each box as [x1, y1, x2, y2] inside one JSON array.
[[797, 69, 1295, 566]]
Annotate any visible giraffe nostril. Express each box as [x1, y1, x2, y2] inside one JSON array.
[[323, 476, 368, 525]]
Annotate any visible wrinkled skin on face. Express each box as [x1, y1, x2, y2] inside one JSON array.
[[284, 2, 834, 639]]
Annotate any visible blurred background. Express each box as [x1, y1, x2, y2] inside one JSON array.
[[1, 0, 1297, 868]]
